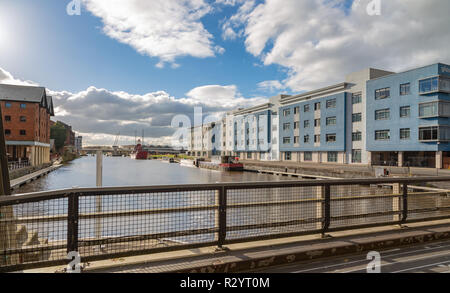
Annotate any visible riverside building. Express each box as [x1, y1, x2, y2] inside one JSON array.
[[186, 62, 450, 169]]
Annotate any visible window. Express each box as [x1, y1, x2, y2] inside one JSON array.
[[314, 102, 321, 111], [352, 113, 362, 122], [294, 136, 300, 144], [304, 120, 310, 128], [5, 129, 11, 135], [283, 109, 291, 116], [352, 93, 362, 104], [400, 128, 410, 140], [20, 104, 26, 109], [326, 116, 337, 126], [314, 119, 321, 127], [294, 107, 299, 114], [326, 99, 336, 108], [419, 126, 438, 141], [375, 87, 390, 100], [5, 102, 11, 108], [304, 135, 310, 143], [400, 83, 411, 96], [314, 134, 320, 143], [294, 122, 299, 129], [247, 152, 252, 159], [419, 77, 439, 93], [328, 152, 338, 163], [375, 130, 390, 140], [283, 123, 291, 131], [352, 131, 362, 141], [20, 130, 26, 136], [284, 152, 292, 161], [352, 150, 362, 163], [304, 152, 312, 161], [20, 116, 26, 122], [326, 134, 336, 143], [283, 137, 291, 144], [5, 116, 11, 122], [304, 104, 310, 112], [400, 106, 411, 118], [375, 109, 390, 120]]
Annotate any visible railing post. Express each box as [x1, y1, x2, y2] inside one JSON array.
[[217, 186, 227, 250], [67, 193, 79, 254], [322, 184, 331, 237], [402, 184, 408, 223]]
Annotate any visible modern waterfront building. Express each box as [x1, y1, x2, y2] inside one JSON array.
[[366, 63, 450, 168], [185, 62, 450, 169], [0, 84, 54, 166], [234, 95, 285, 161]]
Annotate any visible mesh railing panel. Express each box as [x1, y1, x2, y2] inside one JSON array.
[[0, 197, 68, 268], [226, 186, 323, 240], [330, 184, 401, 228], [77, 190, 218, 258]]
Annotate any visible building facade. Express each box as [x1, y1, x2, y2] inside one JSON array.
[[0, 84, 54, 166], [185, 62, 450, 169], [75, 136, 83, 153]]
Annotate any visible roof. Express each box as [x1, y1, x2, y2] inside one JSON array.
[[0, 83, 54, 116], [0, 84, 46, 103]]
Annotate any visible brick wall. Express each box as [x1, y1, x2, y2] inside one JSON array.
[[1, 100, 50, 143]]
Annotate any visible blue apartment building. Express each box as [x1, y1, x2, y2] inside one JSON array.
[[187, 62, 450, 169], [366, 63, 450, 168]]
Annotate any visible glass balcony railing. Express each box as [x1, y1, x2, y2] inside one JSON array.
[[419, 76, 450, 94]]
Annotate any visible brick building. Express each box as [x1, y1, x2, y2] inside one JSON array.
[[0, 84, 54, 166]]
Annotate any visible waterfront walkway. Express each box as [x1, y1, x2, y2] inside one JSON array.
[[10, 163, 62, 191], [22, 219, 450, 273]]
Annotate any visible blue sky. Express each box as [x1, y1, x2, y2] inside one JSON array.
[[0, 0, 286, 97], [0, 0, 449, 145]]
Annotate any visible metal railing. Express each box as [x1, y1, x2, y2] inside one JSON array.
[[1, 176, 450, 272], [8, 161, 31, 171]]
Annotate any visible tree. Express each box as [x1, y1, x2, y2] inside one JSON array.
[[50, 122, 67, 153]]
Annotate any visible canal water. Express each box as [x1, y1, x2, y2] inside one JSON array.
[[13, 156, 291, 194]]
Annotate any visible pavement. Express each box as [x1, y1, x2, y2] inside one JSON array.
[[254, 239, 450, 273], [21, 219, 450, 273]]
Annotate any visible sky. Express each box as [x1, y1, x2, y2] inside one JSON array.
[[0, 0, 450, 146]]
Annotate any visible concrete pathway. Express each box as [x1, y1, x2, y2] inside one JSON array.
[[10, 163, 62, 191]]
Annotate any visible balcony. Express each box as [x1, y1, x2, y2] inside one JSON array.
[[419, 76, 450, 95], [418, 101, 450, 118]]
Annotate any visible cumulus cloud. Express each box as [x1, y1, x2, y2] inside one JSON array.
[[0, 68, 38, 86], [223, 0, 450, 91], [83, 0, 224, 68]]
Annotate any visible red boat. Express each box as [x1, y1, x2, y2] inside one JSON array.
[[130, 140, 148, 160]]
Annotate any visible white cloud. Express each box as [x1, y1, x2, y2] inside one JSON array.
[[0, 68, 38, 86], [257, 80, 285, 93], [83, 0, 224, 67], [224, 0, 450, 91], [182, 84, 266, 108]]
